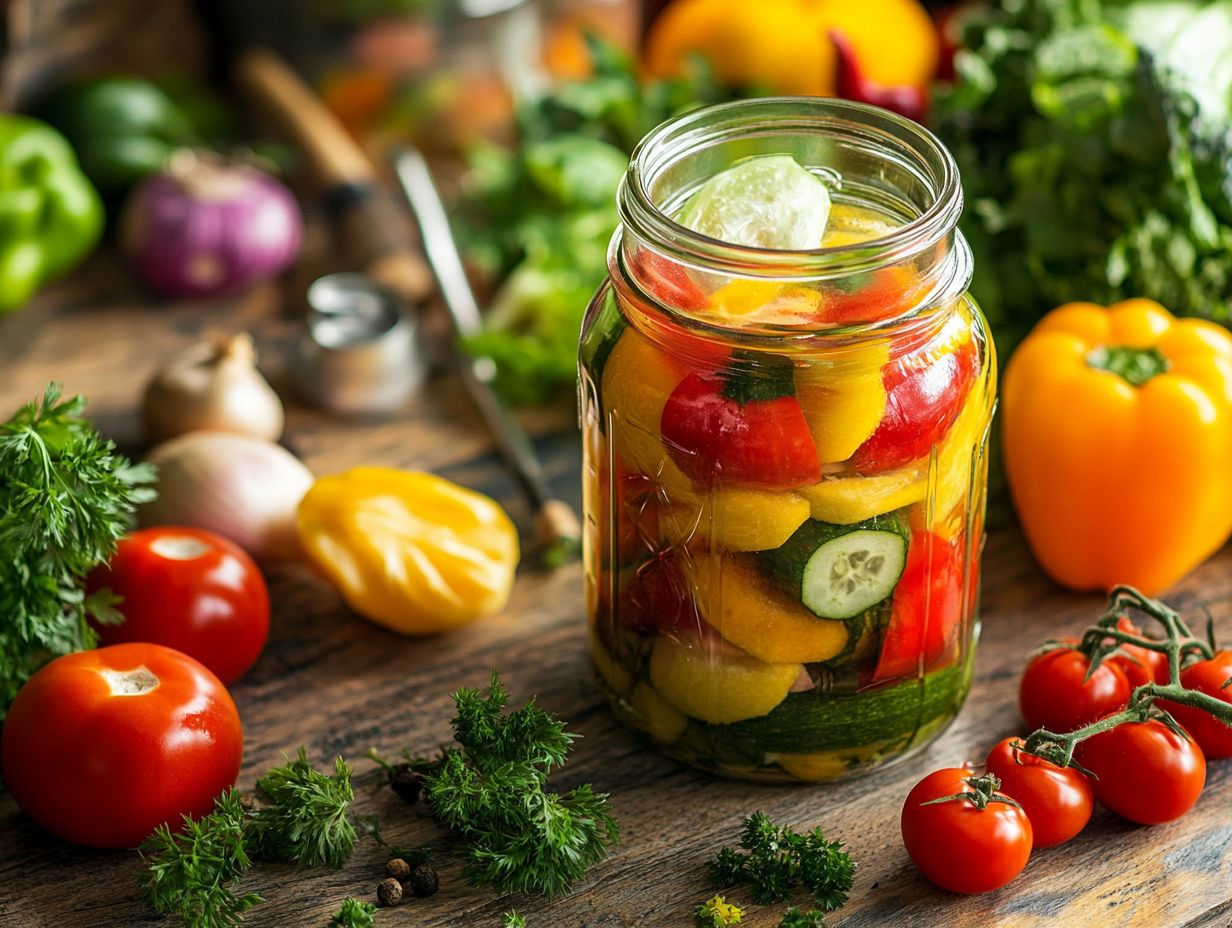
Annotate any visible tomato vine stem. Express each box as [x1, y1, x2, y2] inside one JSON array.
[[1021, 585, 1232, 773]]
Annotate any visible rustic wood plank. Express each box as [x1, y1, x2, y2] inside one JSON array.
[[1, 263, 1231, 928]]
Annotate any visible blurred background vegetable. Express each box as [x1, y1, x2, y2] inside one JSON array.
[[0, 115, 104, 313], [141, 430, 313, 562], [121, 151, 303, 297], [933, 0, 1232, 356]]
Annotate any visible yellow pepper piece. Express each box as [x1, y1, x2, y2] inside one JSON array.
[[706, 279, 823, 325], [659, 486, 810, 552], [1003, 299, 1232, 595], [690, 556, 848, 663], [601, 327, 690, 486], [797, 368, 888, 464], [296, 467, 519, 634], [591, 633, 633, 697], [629, 681, 689, 743], [649, 633, 801, 724], [800, 466, 927, 524]]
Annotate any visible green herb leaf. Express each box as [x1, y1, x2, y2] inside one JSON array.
[[502, 912, 527, 928], [423, 672, 619, 898], [707, 813, 854, 911], [778, 908, 827, 928], [0, 383, 155, 718], [328, 898, 378, 928], [249, 748, 357, 868], [138, 789, 262, 928]]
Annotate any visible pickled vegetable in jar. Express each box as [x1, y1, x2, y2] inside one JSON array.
[[579, 98, 995, 782]]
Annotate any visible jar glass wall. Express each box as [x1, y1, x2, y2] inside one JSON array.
[[579, 98, 995, 782]]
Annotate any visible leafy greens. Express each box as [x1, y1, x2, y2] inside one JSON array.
[[455, 37, 730, 405], [0, 384, 155, 719], [933, 0, 1232, 354]]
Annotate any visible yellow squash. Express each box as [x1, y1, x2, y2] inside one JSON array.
[[1003, 299, 1232, 595], [296, 467, 519, 634]]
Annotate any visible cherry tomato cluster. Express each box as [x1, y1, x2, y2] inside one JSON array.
[[1, 526, 270, 848], [902, 592, 1232, 895]]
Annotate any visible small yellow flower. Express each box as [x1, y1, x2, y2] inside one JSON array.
[[693, 894, 745, 927]]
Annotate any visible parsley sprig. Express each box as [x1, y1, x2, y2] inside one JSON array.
[[422, 672, 619, 898], [0, 384, 155, 717], [708, 813, 854, 910]]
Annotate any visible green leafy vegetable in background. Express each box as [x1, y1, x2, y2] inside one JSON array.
[[422, 671, 620, 897], [933, 0, 1232, 355], [708, 813, 854, 911], [455, 37, 730, 405], [0, 384, 154, 719]]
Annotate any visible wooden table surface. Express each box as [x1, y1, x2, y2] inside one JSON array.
[[2, 257, 1232, 928]]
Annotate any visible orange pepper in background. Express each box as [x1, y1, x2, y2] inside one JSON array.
[[642, 0, 939, 96], [1002, 299, 1232, 596]]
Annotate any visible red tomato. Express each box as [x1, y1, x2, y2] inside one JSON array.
[[874, 531, 963, 681], [1019, 647, 1131, 732], [87, 527, 270, 684], [1, 643, 243, 848], [660, 362, 820, 490], [901, 768, 1033, 894], [985, 737, 1094, 848], [852, 335, 977, 472], [1076, 718, 1205, 825], [1158, 651, 1232, 759], [1108, 616, 1169, 689]]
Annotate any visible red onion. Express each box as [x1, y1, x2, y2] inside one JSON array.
[[122, 151, 303, 297]]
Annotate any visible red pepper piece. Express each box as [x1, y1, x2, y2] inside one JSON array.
[[660, 352, 820, 489], [830, 30, 929, 123], [819, 267, 923, 328], [617, 552, 699, 635], [631, 246, 709, 312], [873, 530, 963, 682], [851, 335, 976, 472]]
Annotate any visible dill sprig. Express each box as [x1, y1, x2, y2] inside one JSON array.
[[138, 789, 262, 928], [0, 384, 155, 717], [249, 748, 357, 868], [139, 750, 359, 927], [708, 813, 854, 911], [328, 898, 378, 928], [423, 672, 619, 898]]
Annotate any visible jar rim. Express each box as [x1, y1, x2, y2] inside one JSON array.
[[619, 97, 963, 280]]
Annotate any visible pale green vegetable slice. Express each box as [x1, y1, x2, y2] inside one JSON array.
[[676, 154, 832, 250]]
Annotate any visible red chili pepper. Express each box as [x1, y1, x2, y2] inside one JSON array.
[[660, 352, 820, 489], [873, 530, 963, 682], [830, 30, 929, 123], [852, 335, 976, 472]]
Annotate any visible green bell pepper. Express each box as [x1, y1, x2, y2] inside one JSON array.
[[35, 78, 200, 199], [0, 115, 104, 313]]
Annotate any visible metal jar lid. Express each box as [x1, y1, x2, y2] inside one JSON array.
[[294, 272, 427, 415]]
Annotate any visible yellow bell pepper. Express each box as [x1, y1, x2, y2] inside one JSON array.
[[1003, 299, 1232, 596], [296, 467, 520, 634]]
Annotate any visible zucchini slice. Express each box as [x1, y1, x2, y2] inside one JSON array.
[[758, 515, 907, 619]]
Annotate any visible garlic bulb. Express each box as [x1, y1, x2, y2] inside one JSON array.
[[143, 333, 285, 443], [140, 431, 313, 562]]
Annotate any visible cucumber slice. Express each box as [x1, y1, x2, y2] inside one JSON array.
[[758, 515, 908, 620], [713, 663, 967, 755]]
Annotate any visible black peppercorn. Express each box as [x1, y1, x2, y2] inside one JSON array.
[[409, 863, 439, 898], [387, 764, 423, 804], [386, 857, 411, 880], [376, 877, 403, 907]]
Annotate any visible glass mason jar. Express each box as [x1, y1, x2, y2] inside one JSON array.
[[579, 98, 996, 782]]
